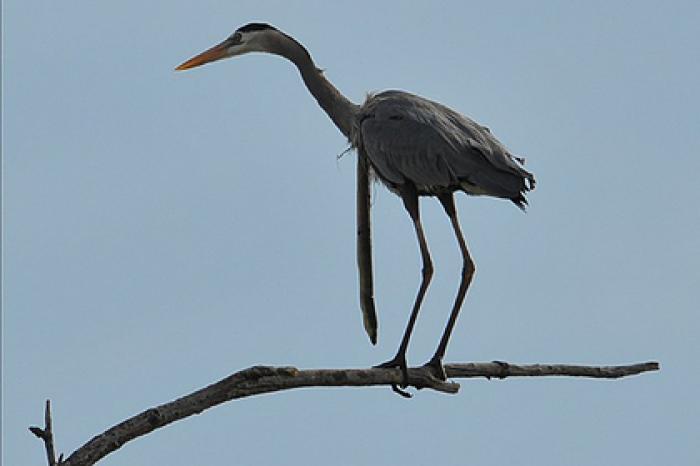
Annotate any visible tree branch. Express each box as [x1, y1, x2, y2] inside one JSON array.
[[29, 400, 62, 466], [33, 360, 659, 466]]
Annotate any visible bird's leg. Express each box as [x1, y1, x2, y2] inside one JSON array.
[[423, 193, 475, 381], [375, 183, 433, 388]]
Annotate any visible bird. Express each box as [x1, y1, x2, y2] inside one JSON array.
[[176, 23, 535, 388]]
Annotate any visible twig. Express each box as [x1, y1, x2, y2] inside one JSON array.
[[29, 399, 62, 466], [33, 360, 659, 466]]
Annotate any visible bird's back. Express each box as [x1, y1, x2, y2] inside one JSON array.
[[354, 90, 535, 208]]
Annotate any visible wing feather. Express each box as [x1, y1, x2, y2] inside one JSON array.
[[355, 91, 535, 198]]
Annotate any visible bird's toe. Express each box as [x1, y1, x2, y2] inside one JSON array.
[[422, 357, 447, 381], [374, 354, 409, 387]]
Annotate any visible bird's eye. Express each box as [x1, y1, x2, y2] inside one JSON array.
[[230, 32, 243, 43]]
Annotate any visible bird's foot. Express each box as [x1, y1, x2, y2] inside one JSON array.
[[374, 354, 410, 391], [422, 356, 447, 381]]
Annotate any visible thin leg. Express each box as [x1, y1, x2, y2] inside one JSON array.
[[424, 193, 475, 380], [375, 182, 434, 387]]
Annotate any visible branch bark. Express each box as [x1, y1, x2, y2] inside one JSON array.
[[29, 400, 61, 466], [32, 360, 659, 466]]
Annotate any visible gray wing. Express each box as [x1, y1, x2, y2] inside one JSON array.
[[356, 90, 535, 200]]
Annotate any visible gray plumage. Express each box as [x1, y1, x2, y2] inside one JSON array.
[[354, 90, 534, 208], [176, 23, 535, 387]]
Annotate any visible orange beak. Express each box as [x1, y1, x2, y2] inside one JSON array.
[[175, 40, 232, 71]]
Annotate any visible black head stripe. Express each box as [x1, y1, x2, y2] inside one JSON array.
[[237, 23, 277, 33]]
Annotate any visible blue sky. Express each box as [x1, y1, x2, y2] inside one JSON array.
[[3, 1, 699, 465]]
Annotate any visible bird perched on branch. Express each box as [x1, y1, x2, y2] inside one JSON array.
[[176, 23, 535, 389]]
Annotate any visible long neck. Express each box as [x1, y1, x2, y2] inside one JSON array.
[[269, 33, 359, 139]]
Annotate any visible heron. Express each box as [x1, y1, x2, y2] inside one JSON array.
[[176, 23, 535, 388]]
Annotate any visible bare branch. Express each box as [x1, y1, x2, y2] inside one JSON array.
[[29, 400, 60, 466], [446, 361, 660, 380], [35, 360, 658, 466]]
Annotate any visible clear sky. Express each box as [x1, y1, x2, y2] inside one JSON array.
[[3, 1, 699, 465]]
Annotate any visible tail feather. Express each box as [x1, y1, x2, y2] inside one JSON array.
[[512, 169, 535, 211], [511, 194, 528, 211]]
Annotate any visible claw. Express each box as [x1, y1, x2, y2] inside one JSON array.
[[390, 384, 413, 398], [374, 354, 409, 388]]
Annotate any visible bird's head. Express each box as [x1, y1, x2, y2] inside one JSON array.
[[175, 23, 282, 71]]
